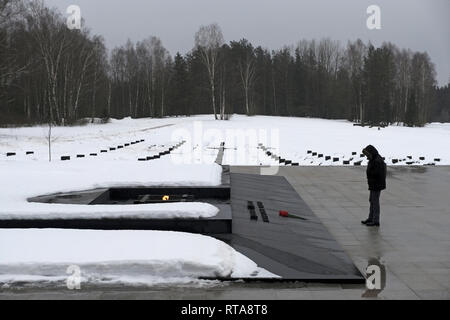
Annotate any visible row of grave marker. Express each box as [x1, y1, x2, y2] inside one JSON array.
[[5, 151, 34, 157], [307, 150, 441, 166], [256, 144, 441, 166], [258, 143, 300, 166], [4, 140, 147, 161], [138, 141, 186, 162], [3, 143, 442, 166], [61, 139, 146, 161], [307, 150, 363, 166]]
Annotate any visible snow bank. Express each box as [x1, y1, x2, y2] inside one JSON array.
[[0, 160, 222, 220], [0, 229, 279, 285]]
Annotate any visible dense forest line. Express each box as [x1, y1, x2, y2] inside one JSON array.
[[1, 0, 449, 127]]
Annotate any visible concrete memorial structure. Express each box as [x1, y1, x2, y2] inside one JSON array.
[[0, 163, 364, 283]]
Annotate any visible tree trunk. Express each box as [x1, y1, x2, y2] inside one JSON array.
[[107, 80, 111, 116], [91, 62, 97, 120], [211, 78, 217, 120]]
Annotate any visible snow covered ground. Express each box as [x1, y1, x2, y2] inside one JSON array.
[[0, 229, 277, 288], [1, 115, 448, 166], [0, 114, 449, 287]]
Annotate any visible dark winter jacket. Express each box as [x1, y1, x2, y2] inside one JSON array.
[[363, 145, 387, 191]]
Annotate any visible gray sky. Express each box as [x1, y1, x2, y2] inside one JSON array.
[[45, 0, 449, 86]]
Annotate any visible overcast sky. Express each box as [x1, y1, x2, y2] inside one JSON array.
[[44, 0, 449, 86]]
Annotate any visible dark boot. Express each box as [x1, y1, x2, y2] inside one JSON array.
[[361, 219, 371, 225], [366, 222, 380, 227]]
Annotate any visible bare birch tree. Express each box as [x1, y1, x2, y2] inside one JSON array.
[[235, 40, 256, 115], [195, 23, 224, 120]]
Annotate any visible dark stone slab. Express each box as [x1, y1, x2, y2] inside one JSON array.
[[0, 207, 232, 234], [333, 157, 339, 162], [90, 153, 97, 157], [6, 152, 16, 157], [109, 147, 116, 151], [256, 201, 269, 223], [215, 142, 225, 165], [420, 157, 425, 160], [106, 186, 230, 202], [77, 154, 85, 158], [247, 201, 258, 221], [325, 156, 331, 161], [26, 151, 34, 155], [101, 150, 108, 153], [226, 173, 364, 282], [61, 156, 70, 161]]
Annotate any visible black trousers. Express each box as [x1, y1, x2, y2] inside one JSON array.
[[368, 190, 381, 224]]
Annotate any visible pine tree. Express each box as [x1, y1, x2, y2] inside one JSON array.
[[170, 53, 189, 116]]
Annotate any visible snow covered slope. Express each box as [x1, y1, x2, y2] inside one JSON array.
[[2, 115, 447, 166]]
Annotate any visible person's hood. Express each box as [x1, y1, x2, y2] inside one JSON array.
[[363, 145, 379, 159]]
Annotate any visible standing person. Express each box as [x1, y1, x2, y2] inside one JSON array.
[[361, 145, 386, 227]]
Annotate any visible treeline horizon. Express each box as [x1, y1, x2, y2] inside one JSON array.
[[1, 0, 449, 127]]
